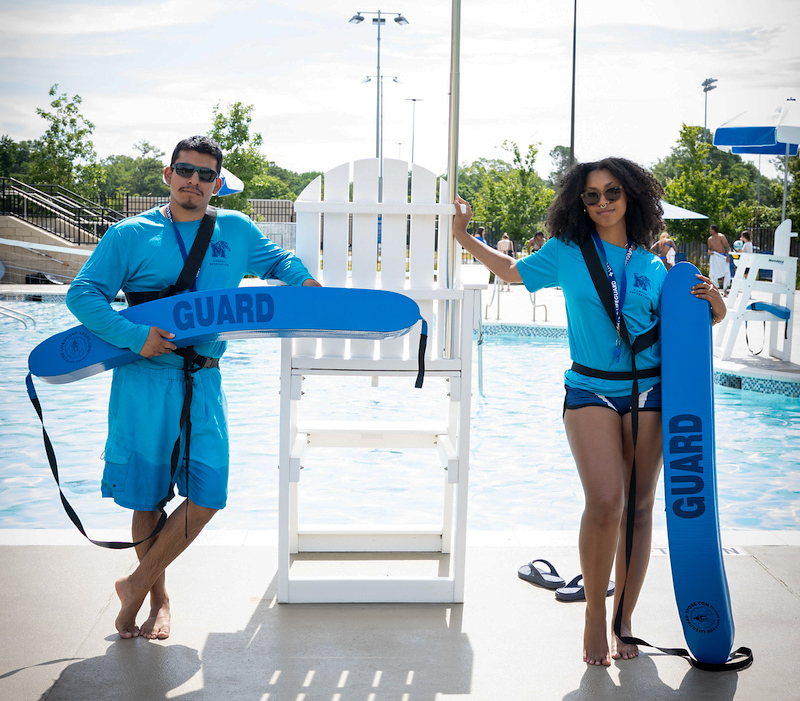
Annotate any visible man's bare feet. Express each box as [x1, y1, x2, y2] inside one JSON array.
[[612, 625, 639, 660], [140, 598, 171, 640], [583, 611, 611, 666], [114, 576, 148, 639]]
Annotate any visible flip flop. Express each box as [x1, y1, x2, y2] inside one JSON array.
[[517, 559, 566, 590], [555, 575, 615, 602]]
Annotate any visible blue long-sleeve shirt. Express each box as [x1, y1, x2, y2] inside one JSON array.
[[67, 206, 313, 366]]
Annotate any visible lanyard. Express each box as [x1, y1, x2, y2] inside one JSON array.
[[165, 204, 198, 292], [592, 232, 633, 363]]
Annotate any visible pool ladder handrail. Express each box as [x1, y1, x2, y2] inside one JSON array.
[[0, 304, 36, 329]]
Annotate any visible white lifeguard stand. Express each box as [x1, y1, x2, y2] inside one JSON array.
[[714, 219, 797, 361], [276, 157, 483, 604]]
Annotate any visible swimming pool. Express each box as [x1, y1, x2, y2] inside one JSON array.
[[2, 300, 799, 532]]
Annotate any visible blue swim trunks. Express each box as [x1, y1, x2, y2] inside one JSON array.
[[101, 361, 229, 511], [563, 382, 662, 417]]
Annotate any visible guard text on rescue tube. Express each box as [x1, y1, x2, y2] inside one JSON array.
[[172, 292, 274, 330], [667, 414, 706, 519]]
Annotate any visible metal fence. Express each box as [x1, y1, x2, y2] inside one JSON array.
[[250, 200, 295, 222], [1, 177, 125, 245]]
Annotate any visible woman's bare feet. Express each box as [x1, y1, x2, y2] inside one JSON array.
[[140, 597, 171, 640], [114, 576, 148, 639], [612, 624, 639, 660], [583, 610, 611, 666]]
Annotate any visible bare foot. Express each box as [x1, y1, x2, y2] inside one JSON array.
[[612, 626, 639, 660], [583, 611, 611, 666], [114, 576, 147, 639], [140, 598, 171, 640]]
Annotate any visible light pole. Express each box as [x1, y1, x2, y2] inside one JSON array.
[[350, 10, 409, 199], [568, 0, 577, 167], [362, 75, 400, 195], [405, 97, 423, 164], [702, 78, 718, 143]]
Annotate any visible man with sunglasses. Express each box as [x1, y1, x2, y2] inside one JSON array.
[[67, 135, 319, 640]]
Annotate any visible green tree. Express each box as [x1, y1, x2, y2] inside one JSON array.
[[771, 153, 800, 224], [28, 84, 104, 196], [249, 173, 297, 200], [658, 125, 745, 241], [208, 101, 267, 213], [131, 140, 169, 196], [653, 126, 782, 210], [472, 141, 554, 245], [547, 144, 574, 189], [456, 157, 512, 205]]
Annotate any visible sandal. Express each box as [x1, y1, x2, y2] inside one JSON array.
[[555, 574, 615, 602], [517, 559, 566, 590]]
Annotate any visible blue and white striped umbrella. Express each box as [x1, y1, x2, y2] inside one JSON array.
[[714, 101, 799, 218]]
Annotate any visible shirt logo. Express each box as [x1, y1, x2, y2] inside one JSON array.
[[633, 273, 651, 291], [211, 240, 231, 259]]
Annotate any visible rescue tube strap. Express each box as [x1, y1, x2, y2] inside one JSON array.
[[25, 372, 168, 549]]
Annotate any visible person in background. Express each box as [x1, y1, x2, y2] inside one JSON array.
[[650, 231, 677, 269], [525, 231, 546, 256], [707, 224, 732, 296], [496, 233, 515, 290], [738, 230, 753, 254]]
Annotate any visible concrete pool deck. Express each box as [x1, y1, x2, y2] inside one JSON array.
[[2, 275, 799, 699], [0, 528, 798, 700]]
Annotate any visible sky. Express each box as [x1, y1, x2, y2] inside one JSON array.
[[0, 0, 798, 185]]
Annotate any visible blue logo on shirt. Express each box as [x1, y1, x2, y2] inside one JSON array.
[[211, 240, 230, 259], [633, 273, 651, 291]]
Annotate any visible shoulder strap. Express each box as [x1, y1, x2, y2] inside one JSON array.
[[124, 207, 217, 307], [578, 236, 659, 354], [578, 236, 619, 333]]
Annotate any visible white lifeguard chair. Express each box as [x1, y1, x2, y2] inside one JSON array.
[[277, 157, 482, 603], [714, 219, 797, 361]]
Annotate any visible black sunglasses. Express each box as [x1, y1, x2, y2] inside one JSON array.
[[580, 186, 623, 206], [171, 162, 219, 183]]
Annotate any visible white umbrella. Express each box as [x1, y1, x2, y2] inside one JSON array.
[[661, 200, 708, 220], [217, 167, 244, 197], [714, 101, 800, 219]]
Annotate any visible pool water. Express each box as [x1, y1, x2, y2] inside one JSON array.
[[1, 301, 799, 532]]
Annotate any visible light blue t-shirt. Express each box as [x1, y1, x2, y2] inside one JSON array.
[[67, 206, 313, 366], [516, 236, 667, 396]]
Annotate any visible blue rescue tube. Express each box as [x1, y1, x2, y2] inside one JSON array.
[[660, 261, 734, 664], [29, 286, 423, 384]]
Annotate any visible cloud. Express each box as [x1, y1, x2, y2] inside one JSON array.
[[0, 0, 221, 37]]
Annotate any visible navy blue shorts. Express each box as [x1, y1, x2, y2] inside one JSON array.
[[563, 383, 662, 417]]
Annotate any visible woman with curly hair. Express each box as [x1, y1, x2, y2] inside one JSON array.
[[452, 157, 726, 666]]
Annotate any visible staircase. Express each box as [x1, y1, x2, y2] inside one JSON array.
[[0, 177, 125, 245]]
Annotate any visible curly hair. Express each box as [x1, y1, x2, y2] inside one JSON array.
[[546, 157, 665, 249]]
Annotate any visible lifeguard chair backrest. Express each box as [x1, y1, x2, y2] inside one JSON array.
[[292, 158, 452, 362]]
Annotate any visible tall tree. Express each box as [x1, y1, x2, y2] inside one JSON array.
[[658, 125, 747, 241], [28, 84, 104, 196], [472, 142, 554, 244], [547, 144, 574, 189], [209, 101, 267, 212]]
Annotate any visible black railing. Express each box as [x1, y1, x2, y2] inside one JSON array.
[[250, 199, 296, 222], [1, 177, 126, 245], [97, 194, 166, 218]]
